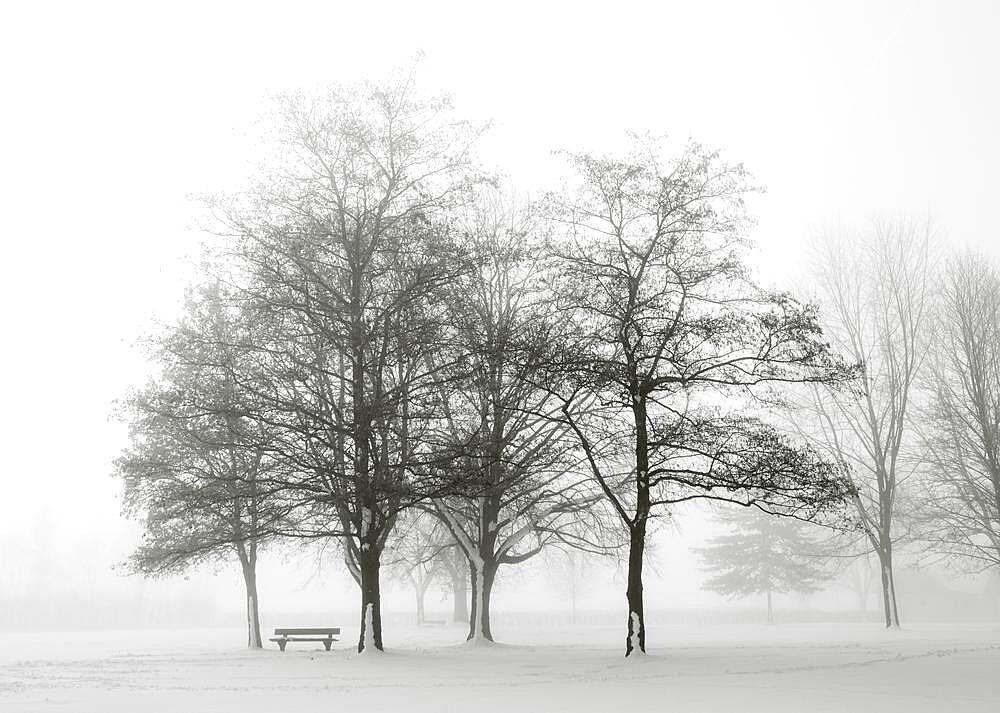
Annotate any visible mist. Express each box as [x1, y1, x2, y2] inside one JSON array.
[[2, 2, 1000, 712]]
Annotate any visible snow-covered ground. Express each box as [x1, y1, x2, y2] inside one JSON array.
[[2, 621, 998, 712]]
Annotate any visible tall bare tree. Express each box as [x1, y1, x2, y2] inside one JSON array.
[[544, 138, 853, 656], [430, 191, 610, 643], [916, 252, 1000, 570], [803, 218, 936, 627], [214, 75, 482, 652]]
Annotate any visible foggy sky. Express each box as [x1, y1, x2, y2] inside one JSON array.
[[1, 0, 998, 623]]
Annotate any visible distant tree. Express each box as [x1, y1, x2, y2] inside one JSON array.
[[430, 191, 611, 643], [439, 545, 470, 624], [698, 506, 833, 624], [115, 283, 288, 648], [384, 512, 450, 625], [542, 137, 854, 656], [915, 252, 1000, 571], [543, 547, 598, 625], [843, 551, 877, 620], [801, 219, 935, 627]]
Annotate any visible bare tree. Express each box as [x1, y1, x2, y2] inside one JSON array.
[[214, 74, 482, 652], [844, 551, 877, 620], [439, 545, 470, 624], [803, 219, 935, 627], [115, 283, 289, 648], [543, 547, 598, 625], [543, 138, 853, 656], [915, 252, 1000, 570], [429, 192, 611, 643], [384, 512, 450, 625]]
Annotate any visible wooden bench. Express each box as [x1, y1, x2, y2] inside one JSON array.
[[270, 627, 340, 652]]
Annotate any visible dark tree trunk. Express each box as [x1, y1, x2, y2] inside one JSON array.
[[468, 560, 479, 639], [358, 546, 384, 652], [464, 492, 502, 643], [625, 394, 650, 657], [625, 523, 646, 656]]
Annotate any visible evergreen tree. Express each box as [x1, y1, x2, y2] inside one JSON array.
[[698, 507, 832, 623]]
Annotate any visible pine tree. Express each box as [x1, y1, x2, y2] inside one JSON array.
[[698, 508, 832, 624]]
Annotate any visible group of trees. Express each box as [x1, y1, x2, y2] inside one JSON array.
[[697, 220, 1000, 629], [114, 75, 1000, 657]]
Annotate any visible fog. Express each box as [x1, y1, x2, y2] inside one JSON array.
[[3, 0, 1000, 638], [4, 499, 998, 634]]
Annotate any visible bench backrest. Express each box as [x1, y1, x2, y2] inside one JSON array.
[[273, 627, 340, 636]]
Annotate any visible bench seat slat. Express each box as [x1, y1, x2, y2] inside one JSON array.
[[269, 637, 339, 642], [273, 627, 340, 636]]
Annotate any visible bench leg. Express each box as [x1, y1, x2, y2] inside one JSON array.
[[278, 640, 287, 652], [323, 639, 332, 651]]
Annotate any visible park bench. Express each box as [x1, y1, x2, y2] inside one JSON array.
[[270, 627, 340, 652]]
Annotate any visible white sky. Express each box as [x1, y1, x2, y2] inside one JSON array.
[[1, 0, 998, 617]]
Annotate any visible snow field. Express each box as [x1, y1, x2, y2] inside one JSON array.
[[1, 622, 998, 712]]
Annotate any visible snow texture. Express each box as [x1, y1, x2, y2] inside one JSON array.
[[247, 595, 259, 646], [359, 602, 376, 654], [470, 559, 485, 641], [359, 507, 372, 551], [2, 622, 998, 712], [628, 611, 644, 657]]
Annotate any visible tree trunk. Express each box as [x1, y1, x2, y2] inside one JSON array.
[[878, 545, 901, 628], [624, 523, 646, 656], [467, 558, 497, 642], [766, 589, 774, 625], [237, 549, 262, 649], [451, 561, 469, 624], [415, 583, 426, 626], [857, 558, 872, 621], [358, 547, 384, 652], [886, 552, 901, 627], [879, 557, 891, 627], [625, 393, 650, 657]]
